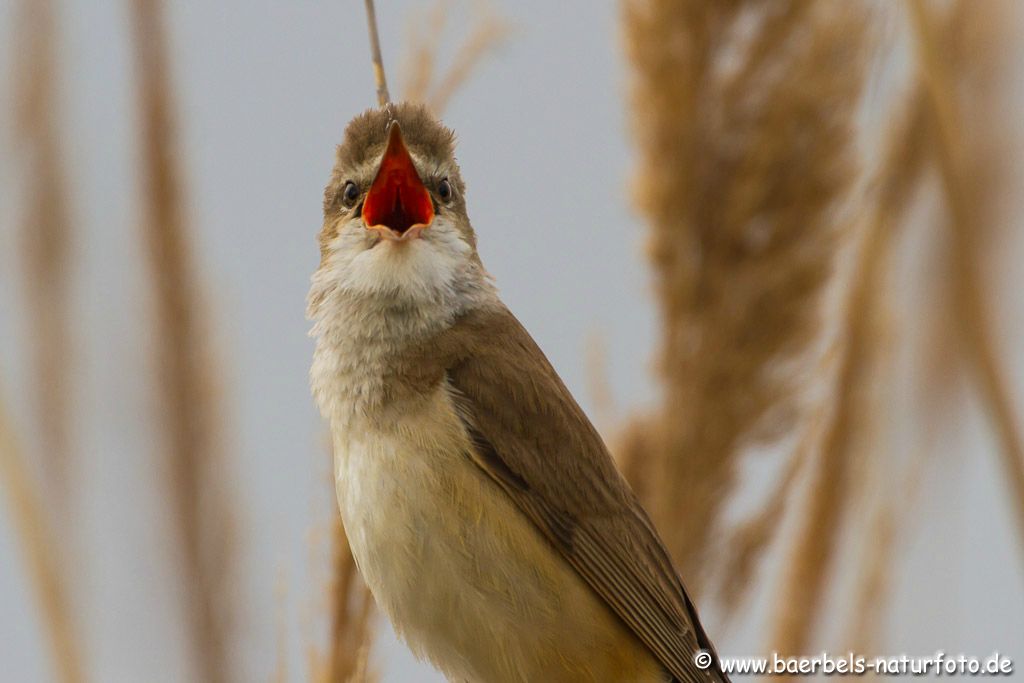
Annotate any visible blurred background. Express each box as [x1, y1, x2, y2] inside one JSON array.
[[1, 1, 1022, 681]]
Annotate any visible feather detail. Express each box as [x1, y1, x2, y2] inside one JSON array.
[[441, 305, 729, 683]]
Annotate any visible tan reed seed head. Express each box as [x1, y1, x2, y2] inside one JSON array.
[[621, 0, 872, 590], [771, 0, 1024, 656]]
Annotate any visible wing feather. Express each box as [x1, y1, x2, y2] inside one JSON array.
[[443, 306, 729, 683]]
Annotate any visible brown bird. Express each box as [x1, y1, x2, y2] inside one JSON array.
[[309, 103, 728, 683]]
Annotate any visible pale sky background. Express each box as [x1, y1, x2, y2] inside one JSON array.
[[1, 1, 1022, 682]]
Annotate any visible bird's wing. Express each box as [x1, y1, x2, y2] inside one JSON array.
[[439, 305, 728, 683]]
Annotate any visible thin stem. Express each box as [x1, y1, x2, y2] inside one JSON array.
[[364, 0, 391, 106]]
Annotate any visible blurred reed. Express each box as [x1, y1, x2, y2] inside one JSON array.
[[14, 0, 74, 518], [834, 88, 931, 657], [401, 0, 449, 105], [776, 0, 1024, 656], [314, 518, 375, 683], [620, 0, 872, 593], [717, 412, 817, 616], [908, 0, 1024, 555], [622, 0, 1024, 658], [400, 0, 510, 114], [307, 440, 375, 683], [0, 384, 85, 683], [6, 3, 86, 681], [128, 0, 237, 681], [770, 84, 928, 656]]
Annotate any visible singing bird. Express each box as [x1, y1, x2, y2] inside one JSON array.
[[309, 103, 728, 683]]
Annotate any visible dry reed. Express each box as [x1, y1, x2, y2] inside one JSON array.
[[399, 1, 510, 114], [309, 495, 375, 683], [770, 85, 930, 655], [428, 12, 510, 114], [14, 0, 74, 513], [128, 1, 236, 681], [364, 0, 392, 106], [0, 383, 86, 683], [621, 0, 871, 590], [843, 501, 896, 657], [319, 519, 375, 683], [716, 413, 817, 615], [898, 0, 1002, 425], [8, 3, 84, 679], [838, 90, 931, 657], [907, 0, 1024, 559], [401, 0, 449, 104]]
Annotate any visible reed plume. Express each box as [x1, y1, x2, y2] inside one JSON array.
[[771, 0, 1024, 654], [13, 0, 75, 515], [128, 1, 237, 680], [621, 0, 872, 590]]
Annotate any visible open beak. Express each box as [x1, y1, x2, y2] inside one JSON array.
[[362, 122, 434, 240]]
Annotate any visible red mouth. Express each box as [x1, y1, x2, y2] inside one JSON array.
[[362, 122, 434, 239]]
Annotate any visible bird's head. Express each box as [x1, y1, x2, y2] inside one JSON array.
[[311, 103, 487, 315]]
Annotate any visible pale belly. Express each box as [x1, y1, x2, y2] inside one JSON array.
[[333, 396, 665, 683]]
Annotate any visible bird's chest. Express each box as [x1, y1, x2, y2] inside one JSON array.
[[331, 397, 662, 683], [333, 398, 528, 674], [333, 398, 485, 609]]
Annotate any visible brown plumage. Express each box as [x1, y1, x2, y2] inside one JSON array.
[[309, 103, 728, 682]]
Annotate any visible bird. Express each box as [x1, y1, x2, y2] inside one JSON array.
[[308, 102, 729, 683]]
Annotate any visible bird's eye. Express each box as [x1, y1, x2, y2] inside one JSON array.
[[342, 181, 360, 207], [437, 178, 453, 203]]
